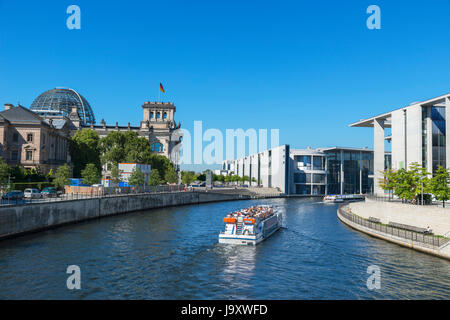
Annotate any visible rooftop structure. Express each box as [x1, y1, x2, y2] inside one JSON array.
[[350, 93, 450, 195], [30, 88, 96, 126]]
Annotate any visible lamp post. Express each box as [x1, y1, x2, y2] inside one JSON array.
[[420, 175, 427, 205]]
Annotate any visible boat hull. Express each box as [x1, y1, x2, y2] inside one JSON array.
[[218, 217, 281, 246]]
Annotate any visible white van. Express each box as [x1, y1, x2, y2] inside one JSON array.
[[24, 188, 42, 199]]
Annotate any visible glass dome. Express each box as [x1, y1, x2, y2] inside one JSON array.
[[30, 88, 95, 125]]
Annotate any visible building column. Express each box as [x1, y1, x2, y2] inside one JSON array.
[[340, 150, 344, 194], [446, 97, 450, 169], [426, 106, 433, 174], [374, 118, 385, 195], [359, 151, 362, 195]]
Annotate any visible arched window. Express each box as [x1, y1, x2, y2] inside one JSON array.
[[163, 112, 167, 120], [151, 142, 164, 152], [156, 112, 161, 119], [150, 112, 154, 119]]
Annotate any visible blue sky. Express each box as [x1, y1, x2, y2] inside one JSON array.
[[1, 1, 450, 170]]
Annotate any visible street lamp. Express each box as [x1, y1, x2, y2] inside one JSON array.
[[420, 175, 427, 205]]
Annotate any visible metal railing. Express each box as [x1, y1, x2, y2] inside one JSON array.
[[366, 194, 450, 208], [339, 206, 450, 248], [0, 185, 188, 207]]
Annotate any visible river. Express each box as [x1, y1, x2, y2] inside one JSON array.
[[0, 197, 449, 299]]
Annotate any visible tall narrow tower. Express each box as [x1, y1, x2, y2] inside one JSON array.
[[140, 102, 182, 169]]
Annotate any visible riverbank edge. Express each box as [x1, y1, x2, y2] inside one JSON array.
[[337, 205, 450, 261], [0, 191, 257, 241]]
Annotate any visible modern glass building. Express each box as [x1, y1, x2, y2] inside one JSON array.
[[222, 145, 381, 196], [30, 88, 95, 126], [322, 147, 376, 195], [291, 148, 327, 195], [351, 93, 450, 195]]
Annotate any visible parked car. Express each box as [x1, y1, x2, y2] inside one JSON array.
[[2, 190, 24, 201], [41, 187, 58, 198], [24, 188, 42, 199]]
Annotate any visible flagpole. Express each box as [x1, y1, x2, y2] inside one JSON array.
[[158, 83, 160, 102]]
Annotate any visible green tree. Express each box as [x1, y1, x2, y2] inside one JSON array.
[[392, 163, 430, 203], [100, 131, 154, 166], [81, 163, 101, 186], [392, 168, 415, 202], [379, 168, 397, 199], [0, 157, 11, 190], [430, 166, 450, 207], [148, 168, 161, 186], [409, 162, 430, 203], [54, 164, 71, 189], [231, 175, 241, 185], [181, 171, 196, 185], [165, 165, 178, 184], [10, 165, 26, 182], [143, 154, 175, 184], [224, 175, 232, 184], [46, 169, 54, 182], [128, 167, 145, 186], [70, 129, 101, 178], [110, 164, 122, 185], [241, 175, 250, 184]]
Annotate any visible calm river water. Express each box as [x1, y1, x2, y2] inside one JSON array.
[[0, 197, 449, 299]]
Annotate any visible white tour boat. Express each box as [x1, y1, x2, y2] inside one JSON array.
[[323, 195, 344, 203], [218, 205, 282, 245], [323, 194, 365, 203]]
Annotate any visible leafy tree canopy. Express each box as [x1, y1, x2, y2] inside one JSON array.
[[54, 164, 71, 189], [81, 163, 101, 186], [181, 171, 196, 185], [70, 129, 101, 178], [128, 167, 145, 186], [148, 168, 161, 186]]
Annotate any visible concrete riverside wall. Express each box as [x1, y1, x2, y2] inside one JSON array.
[[348, 199, 450, 237], [0, 191, 248, 240], [337, 206, 450, 261]]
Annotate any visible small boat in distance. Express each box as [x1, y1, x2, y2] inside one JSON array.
[[218, 205, 281, 245], [323, 195, 344, 203], [323, 194, 365, 203]]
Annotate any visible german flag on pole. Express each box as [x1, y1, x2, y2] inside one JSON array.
[[159, 82, 165, 93]]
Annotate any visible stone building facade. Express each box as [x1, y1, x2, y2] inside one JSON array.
[[0, 91, 183, 177], [72, 101, 183, 171], [0, 104, 73, 174]]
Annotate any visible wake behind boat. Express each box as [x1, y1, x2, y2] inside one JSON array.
[[218, 205, 281, 245]]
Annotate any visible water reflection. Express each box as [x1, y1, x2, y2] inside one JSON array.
[[216, 244, 257, 293], [0, 198, 448, 299]]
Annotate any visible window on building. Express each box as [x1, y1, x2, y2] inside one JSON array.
[[156, 112, 161, 119], [295, 155, 311, 168], [12, 133, 18, 142], [11, 150, 18, 161], [313, 156, 325, 170], [163, 112, 167, 119], [313, 174, 326, 184], [151, 142, 164, 152], [26, 150, 33, 161], [27, 133, 33, 142], [295, 184, 311, 195], [150, 112, 154, 119]]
